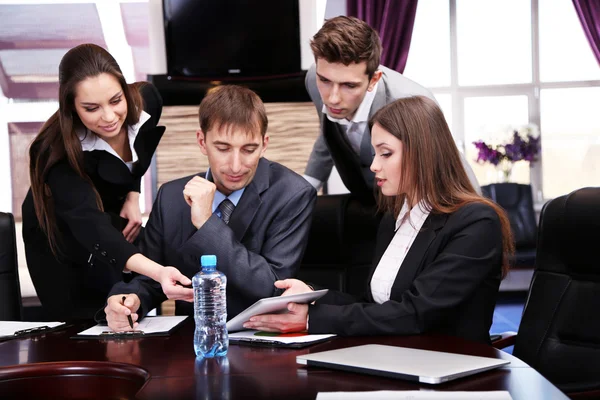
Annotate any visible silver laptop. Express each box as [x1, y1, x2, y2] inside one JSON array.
[[296, 344, 510, 384]]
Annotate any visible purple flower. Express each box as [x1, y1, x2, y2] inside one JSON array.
[[472, 128, 540, 166], [473, 141, 502, 165]]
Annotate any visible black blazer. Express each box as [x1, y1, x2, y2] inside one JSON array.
[[308, 202, 503, 344], [21, 83, 165, 320]]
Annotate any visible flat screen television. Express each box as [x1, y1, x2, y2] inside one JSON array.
[[163, 0, 302, 79]]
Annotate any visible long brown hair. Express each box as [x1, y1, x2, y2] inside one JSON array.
[[370, 96, 514, 277], [29, 43, 144, 255]]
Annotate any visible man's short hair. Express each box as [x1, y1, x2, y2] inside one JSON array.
[[310, 16, 382, 79], [198, 85, 268, 137]]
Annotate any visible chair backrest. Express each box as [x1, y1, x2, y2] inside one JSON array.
[[298, 194, 380, 297], [481, 183, 537, 248], [513, 187, 600, 394], [0, 212, 22, 320]]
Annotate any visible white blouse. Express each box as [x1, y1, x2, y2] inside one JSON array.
[[370, 201, 431, 304], [78, 111, 151, 172]]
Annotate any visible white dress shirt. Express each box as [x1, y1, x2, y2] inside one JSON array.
[[370, 201, 431, 304], [78, 111, 151, 172], [322, 80, 379, 156]]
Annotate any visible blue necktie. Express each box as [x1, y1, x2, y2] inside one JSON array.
[[217, 199, 235, 225]]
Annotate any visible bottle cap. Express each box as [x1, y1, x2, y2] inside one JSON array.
[[200, 255, 217, 268]]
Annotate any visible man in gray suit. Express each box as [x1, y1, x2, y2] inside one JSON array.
[[104, 85, 317, 331], [304, 16, 479, 199]]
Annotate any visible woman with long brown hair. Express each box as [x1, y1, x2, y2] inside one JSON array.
[[22, 44, 191, 320], [244, 96, 514, 344]]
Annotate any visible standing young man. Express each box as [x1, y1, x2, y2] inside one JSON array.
[[104, 85, 317, 331], [303, 16, 479, 198]]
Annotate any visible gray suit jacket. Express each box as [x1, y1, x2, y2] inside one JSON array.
[[108, 158, 317, 319], [304, 64, 480, 196]]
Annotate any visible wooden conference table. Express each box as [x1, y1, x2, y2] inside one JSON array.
[[0, 318, 568, 399]]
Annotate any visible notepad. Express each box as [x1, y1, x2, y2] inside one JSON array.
[[229, 329, 335, 348], [73, 316, 187, 339], [0, 321, 66, 339], [316, 391, 513, 399]]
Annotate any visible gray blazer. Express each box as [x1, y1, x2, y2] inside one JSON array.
[[304, 64, 480, 195], [108, 157, 317, 319]]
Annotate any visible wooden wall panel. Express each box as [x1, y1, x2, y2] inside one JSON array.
[[156, 102, 320, 187], [155, 106, 202, 187]]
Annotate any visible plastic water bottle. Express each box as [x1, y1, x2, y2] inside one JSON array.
[[192, 255, 228, 358]]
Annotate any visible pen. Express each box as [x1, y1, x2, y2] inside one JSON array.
[[122, 295, 134, 329]]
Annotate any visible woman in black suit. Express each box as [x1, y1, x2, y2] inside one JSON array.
[[22, 44, 191, 320], [244, 96, 514, 344]]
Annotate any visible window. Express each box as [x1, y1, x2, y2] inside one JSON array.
[[540, 87, 600, 198], [0, 0, 152, 216], [404, 0, 600, 201], [456, 0, 532, 86], [464, 95, 530, 185], [403, 0, 450, 88], [539, 0, 600, 82]]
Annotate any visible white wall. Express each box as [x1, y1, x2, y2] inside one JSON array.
[[324, 0, 346, 18], [0, 95, 11, 212], [147, 0, 167, 74]]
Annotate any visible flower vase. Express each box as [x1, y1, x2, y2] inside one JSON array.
[[496, 162, 513, 183]]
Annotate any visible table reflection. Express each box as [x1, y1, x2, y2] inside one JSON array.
[[194, 356, 230, 400], [104, 339, 141, 365]]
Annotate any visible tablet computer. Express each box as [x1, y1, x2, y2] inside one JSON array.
[[226, 289, 328, 332]]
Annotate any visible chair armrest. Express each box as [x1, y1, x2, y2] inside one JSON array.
[[491, 331, 518, 349]]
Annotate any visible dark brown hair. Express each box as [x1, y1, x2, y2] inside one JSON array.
[[198, 85, 268, 137], [311, 16, 382, 79], [370, 96, 514, 277], [29, 43, 144, 255]]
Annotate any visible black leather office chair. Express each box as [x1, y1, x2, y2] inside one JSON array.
[[495, 187, 600, 398], [298, 194, 381, 297], [481, 183, 537, 267], [0, 212, 23, 321]]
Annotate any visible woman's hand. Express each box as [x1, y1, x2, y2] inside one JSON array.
[[157, 266, 194, 302], [242, 302, 309, 333], [124, 255, 192, 302], [120, 191, 143, 243], [275, 279, 314, 296]]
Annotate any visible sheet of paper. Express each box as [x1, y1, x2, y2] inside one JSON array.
[[76, 316, 188, 336], [317, 391, 513, 400], [229, 330, 335, 344], [0, 321, 65, 337]]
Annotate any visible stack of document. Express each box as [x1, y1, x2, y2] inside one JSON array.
[[73, 316, 188, 339], [229, 330, 335, 348], [316, 391, 512, 399], [0, 321, 66, 339]]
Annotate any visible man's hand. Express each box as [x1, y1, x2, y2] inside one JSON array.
[[158, 266, 194, 302], [183, 176, 216, 229], [242, 303, 309, 333], [120, 191, 143, 242], [275, 279, 314, 296], [105, 294, 141, 332]]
